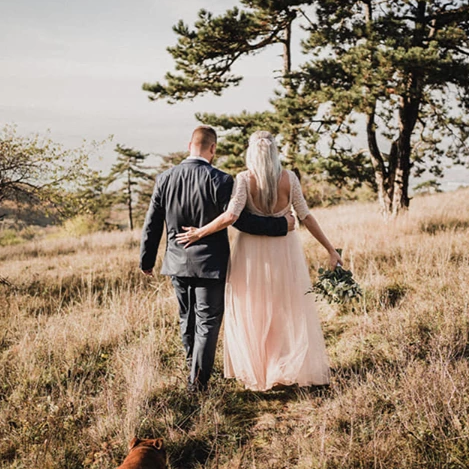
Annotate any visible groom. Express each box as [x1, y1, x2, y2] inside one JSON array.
[[140, 125, 294, 391]]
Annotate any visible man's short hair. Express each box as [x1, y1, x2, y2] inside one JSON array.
[[191, 126, 217, 150]]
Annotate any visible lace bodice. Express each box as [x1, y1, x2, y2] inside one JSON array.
[[227, 170, 311, 220]]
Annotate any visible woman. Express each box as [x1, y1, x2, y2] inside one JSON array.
[[176, 131, 342, 391]]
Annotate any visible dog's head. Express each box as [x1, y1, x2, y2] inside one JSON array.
[[129, 437, 164, 451], [128, 437, 166, 461]]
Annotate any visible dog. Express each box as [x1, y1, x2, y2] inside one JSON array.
[[117, 437, 166, 469]]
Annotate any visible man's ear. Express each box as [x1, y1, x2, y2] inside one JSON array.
[[153, 438, 164, 450], [129, 437, 141, 450]]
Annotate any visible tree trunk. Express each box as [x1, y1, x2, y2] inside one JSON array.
[[374, 172, 393, 219], [366, 83, 419, 218], [282, 19, 300, 170], [366, 108, 394, 218], [283, 21, 292, 79], [363, 1, 421, 218], [390, 140, 411, 217], [127, 168, 133, 231], [387, 2, 424, 216], [372, 135, 412, 218]]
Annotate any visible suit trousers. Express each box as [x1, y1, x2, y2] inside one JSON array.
[[171, 276, 225, 389]]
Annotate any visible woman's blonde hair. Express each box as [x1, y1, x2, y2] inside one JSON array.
[[246, 130, 282, 214]]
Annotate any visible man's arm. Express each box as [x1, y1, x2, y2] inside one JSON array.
[[175, 177, 296, 248], [139, 177, 165, 273], [233, 210, 293, 236]]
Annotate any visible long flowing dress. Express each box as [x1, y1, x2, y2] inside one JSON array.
[[224, 170, 330, 391]]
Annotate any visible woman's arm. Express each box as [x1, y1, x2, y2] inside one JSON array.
[[290, 171, 343, 269], [176, 172, 248, 248], [302, 214, 343, 269], [176, 210, 239, 248]]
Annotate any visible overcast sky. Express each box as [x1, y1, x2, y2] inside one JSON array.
[[1, 0, 468, 187], [1, 0, 289, 170]]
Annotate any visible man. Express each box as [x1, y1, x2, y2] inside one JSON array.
[[140, 126, 294, 391]]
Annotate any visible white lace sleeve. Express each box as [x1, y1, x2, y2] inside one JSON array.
[[227, 172, 248, 217], [290, 171, 311, 220]]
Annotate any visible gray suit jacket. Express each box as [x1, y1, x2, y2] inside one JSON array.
[[139, 159, 287, 279]]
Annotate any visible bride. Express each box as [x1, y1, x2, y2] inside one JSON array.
[[176, 130, 342, 391]]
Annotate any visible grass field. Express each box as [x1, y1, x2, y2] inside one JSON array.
[[1, 189, 469, 468]]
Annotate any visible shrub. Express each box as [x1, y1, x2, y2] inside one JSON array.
[[61, 215, 107, 237], [0, 229, 22, 246]]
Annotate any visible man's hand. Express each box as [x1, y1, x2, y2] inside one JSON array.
[[285, 212, 296, 232], [142, 269, 154, 277]]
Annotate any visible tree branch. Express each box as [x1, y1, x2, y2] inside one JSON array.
[[432, 5, 469, 27]]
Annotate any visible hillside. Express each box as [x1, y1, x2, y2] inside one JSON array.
[[1, 189, 469, 468]]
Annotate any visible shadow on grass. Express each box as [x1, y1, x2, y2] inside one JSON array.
[[136, 384, 216, 469], [138, 378, 330, 469]]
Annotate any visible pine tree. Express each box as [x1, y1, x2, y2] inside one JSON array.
[[300, 0, 469, 216], [143, 1, 311, 174], [144, 0, 469, 217], [107, 145, 152, 230]]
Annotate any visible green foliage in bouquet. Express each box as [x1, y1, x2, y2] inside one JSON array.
[[310, 265, 362, 305]]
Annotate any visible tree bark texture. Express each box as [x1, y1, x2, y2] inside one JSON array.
[[127, 168, 134, 231]]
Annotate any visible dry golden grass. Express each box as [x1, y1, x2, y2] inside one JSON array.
[[1, 189, 469, 469]]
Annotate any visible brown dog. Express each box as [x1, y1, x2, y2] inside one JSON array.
[[117, 437, 166, 469]]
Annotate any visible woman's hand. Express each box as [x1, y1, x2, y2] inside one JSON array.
[[176, 226, 202, 249], [329, 250, 344, 270]]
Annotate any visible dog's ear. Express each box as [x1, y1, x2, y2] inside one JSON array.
[[129, 437, 141, 450], [153, 438, 164, 450]]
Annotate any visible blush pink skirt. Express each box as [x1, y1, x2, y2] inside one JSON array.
[[224, 230, 330, 391]]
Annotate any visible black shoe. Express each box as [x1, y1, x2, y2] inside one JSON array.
[[187, 382, 198, 393], [187, 378, 207, 393]]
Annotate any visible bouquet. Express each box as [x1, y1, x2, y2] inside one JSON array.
[[308, 250, 362, 304]]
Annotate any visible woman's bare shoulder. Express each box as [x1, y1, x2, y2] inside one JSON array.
[[278, 169, 291, 187]]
